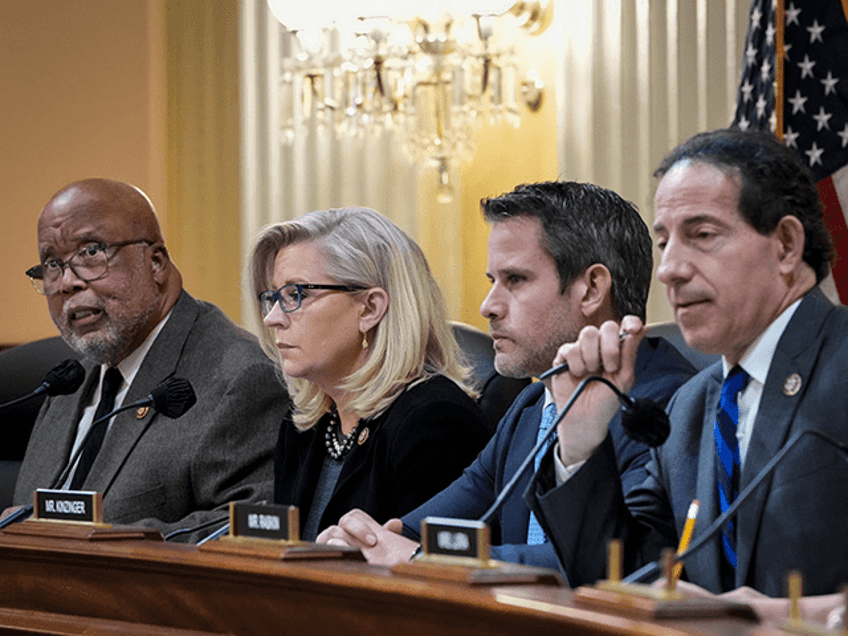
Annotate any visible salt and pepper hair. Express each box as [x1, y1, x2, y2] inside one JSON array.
[[251, 207, 473, 430], [482, 181, 653, 321], [656, 128, 833, 283]]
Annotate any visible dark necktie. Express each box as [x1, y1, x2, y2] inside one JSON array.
[[70, 366, 123, 490], [714, 365, 749, 571]]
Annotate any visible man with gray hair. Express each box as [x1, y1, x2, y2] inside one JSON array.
[[9, 178, 289, 540]]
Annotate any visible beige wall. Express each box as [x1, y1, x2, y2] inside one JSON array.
[[1, 0, 166, 345]]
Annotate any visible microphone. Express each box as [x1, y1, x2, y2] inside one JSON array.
[[50, 377, 197, 490], [0, 359, 85, 410], [479, 374, 661, 526], [537, 333, 670, 448], [622, 427, 848, 584], [0, 377, 197, 531]]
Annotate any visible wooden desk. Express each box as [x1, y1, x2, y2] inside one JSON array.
[[0, 525, 760, 636]]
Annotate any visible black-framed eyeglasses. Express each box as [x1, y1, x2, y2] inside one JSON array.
[[25, 240, 153, 295], [258, 283, 366, 317]]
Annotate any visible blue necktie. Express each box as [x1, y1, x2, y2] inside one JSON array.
[[527, 402, 558, 545], [714, 365, 749, 569]]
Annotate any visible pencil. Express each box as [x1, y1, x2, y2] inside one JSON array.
[[671, 499, 700, 583]]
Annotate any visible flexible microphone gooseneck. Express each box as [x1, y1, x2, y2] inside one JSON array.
[[0, 359, 85, 410], [622, 427, 848, 584], [0, 377, 196, 531], [164, 514, 230, 543], [478, 374, 670, 526], [50, 377, 197, 490]]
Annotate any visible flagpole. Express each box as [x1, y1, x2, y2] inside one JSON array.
[[775, 0, 785, 139]]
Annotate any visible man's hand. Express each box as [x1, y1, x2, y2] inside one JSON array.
[[316, 509, 419, 566], [652, 580, 844, 628], [0, 506, 22, 521], [547, 316, 646, 467]]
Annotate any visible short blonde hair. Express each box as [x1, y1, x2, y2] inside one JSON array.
[[250, 207, 474, 430]]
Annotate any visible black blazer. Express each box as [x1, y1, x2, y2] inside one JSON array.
[[274, 375, 491, 537]]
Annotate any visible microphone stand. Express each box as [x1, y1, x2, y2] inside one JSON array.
[[623, 428, 848, 584], [0, 379, 194, 532], [479, 376, 611, 525], [0, 405, 132, 531]]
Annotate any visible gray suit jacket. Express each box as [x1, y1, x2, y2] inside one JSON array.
[[529, 290, 848, 595], [14, 291, 290, 540]]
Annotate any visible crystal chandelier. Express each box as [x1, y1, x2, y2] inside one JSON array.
[[267, 0, 551, 201]]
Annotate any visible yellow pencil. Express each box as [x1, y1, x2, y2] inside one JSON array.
[[671, 499, 700, 583]]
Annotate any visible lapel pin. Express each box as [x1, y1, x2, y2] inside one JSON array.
[[136, 406, 150, 419], [782, 373, 802, 396], [358, 427, 370, 445]]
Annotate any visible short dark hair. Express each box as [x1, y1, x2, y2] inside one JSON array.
[[655, 128, 833, 283], [482, 181, 652, 321]]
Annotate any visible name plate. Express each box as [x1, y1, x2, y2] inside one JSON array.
[[229, 502, 298, 542], [421, 516, 490, 563], [34, 489, 103, 524]]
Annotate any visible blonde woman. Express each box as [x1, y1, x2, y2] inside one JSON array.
[[251, 207, 490, 540]]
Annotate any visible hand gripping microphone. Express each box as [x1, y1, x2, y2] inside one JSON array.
[[0, 359, 86, 410], [622, 427, 848, 584], [479, 373, 670, 526]]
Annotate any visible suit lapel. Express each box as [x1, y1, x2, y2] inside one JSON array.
[[500, 394, 545, 541], [688, 369, 724, 592], [734, 293, 830, 585], [42, 363, 101, 489], [85, 292, 198, 496]]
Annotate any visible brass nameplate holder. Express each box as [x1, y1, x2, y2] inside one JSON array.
[[0, 489, 163, 541], [753, 573, 848, 636], [392, 517, 562, 586], [200, 502, 363, 561], [35, 488, 105, 525], [573, 540, 757, 620]]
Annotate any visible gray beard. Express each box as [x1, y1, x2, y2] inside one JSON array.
[[60, 305, 158, 366]]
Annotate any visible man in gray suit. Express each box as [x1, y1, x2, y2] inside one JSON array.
[[9, 178, 289, 540], [529, 129, 845, 622]]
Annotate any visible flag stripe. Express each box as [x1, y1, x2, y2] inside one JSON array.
[[821, 164, 848, 303]]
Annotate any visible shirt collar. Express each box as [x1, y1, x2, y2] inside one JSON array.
[[721, 298, 802, 384], [105, 306, 175, 388]]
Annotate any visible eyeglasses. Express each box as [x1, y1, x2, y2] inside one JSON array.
[[258, 283, 365, 317], [25, 240, 153, 295]]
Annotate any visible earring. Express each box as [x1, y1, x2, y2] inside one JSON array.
[[361, 333, 369, 349]]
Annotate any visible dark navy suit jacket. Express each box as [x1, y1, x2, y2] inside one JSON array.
[[530, 291, 848, 595], [402, 336, 696, 568]]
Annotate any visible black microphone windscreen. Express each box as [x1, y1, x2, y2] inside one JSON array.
[[149, 378, 196, 418], [42, 359, 86, 396], [620, 397, 670, 447]]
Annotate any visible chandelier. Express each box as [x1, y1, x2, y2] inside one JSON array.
[[266, 0, 551, 201]]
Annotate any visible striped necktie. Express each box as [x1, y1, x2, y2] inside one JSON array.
[[526, 402, 558, 545], [714, 365, 749, 569]]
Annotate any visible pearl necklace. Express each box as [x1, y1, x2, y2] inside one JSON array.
[[324, 408, 362, 461]]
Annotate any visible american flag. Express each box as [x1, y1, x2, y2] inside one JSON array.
[[732, 0, 848, 302]]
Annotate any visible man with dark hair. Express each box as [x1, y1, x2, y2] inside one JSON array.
[[530, 129, 847, 606], [8, 179, 290, 540], [316, 180, 695, 568]]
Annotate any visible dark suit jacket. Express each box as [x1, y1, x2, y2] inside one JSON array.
[[402, 337, 696, 568], [14, 291, 290, 540], [274, 375, 491, 537], [530, 291, 848, 595]]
